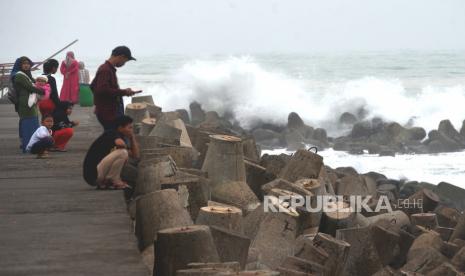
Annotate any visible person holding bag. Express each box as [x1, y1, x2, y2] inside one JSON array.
[[13, 56, 45, 152]]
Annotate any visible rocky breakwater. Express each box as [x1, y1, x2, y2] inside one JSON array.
[[334, 112, 465, 156], [251, 112, 329, 151], [124, 95, 465, 275]]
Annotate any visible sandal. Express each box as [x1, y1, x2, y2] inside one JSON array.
[[111, 181, 132, 190]]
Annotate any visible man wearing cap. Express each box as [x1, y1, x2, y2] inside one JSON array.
[[90, 46, 138, 131]]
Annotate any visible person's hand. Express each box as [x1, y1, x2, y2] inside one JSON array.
[[73, 120, 80, 126], [127, 128, 135, 139], [114, 138, 127, 149], [124, 88, 136, 96]]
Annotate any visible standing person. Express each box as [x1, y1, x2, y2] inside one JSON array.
[[83, 115, 139, 189], [52, 101, 79, 151], [43, 59, 61, 109], [90, 46, 138, 131], [59, 51, 79, 104], [13, 56, 45, 152], [78, 62, 90, 85], [26, 115, 54, 159], [78, 61, 93, 107]]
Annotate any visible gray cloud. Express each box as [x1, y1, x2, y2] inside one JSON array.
[[1, 0, 464, 60]]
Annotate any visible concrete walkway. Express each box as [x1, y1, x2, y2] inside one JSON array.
[[0, 105, 149, 276]]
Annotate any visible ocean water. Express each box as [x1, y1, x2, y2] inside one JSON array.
[[55, 51, 465, 187]]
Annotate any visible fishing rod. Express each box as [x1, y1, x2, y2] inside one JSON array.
[[32, 39, 79, 69]]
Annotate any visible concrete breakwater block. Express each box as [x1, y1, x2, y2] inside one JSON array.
[[161, 171, 210, 221], [149, 121, 182, 146], [135, 155, 177, 198], [450, 212, 465, 242], [132, 95, 154, 105], [125, 102, 149, 125], [211, 180, 260, 214], [410, 213, 439, 230], [251, 210, 301, 270], [142, 145, 194, 168], [196, 206, 243, 234], [434, 181, 465, 211], [135, 189, 193, 251], [279, 149, 323, 183], [312, 232, 350, 276], [140, 117, 157, 136], [154, 225, 220, 276], [336, 226, 383, 276], [279, 256, 326, 275], [244, 159, 270, 200], [294, 237, 329, 266], [175, 262, 241, 275], [209, 226, 251, 270], [262, 178, 313, 198], [202, 134, 246, 186]]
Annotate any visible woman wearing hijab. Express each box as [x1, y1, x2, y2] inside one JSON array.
[[13, 56, 45, 152], [59, 51, 79, 104]]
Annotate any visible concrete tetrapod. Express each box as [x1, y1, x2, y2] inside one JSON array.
[[149, 121, 182, 146], [209, 226, 251, 270], [146, 103, 163, 119], [336, 226, 383, 276], [125, 103, 149, 125], [142, 145, 194, 168], [140, 118, 157, 136], [211, 180, 260, 214], [278, 149, 324, 183], [154, 225, 220, 276], [132, 95, 154, 105], [134, 156, 177, 198], [202, 134, 246, 186], [196, 206, 243, 234], [135, 189, 193, 251], [318, 201, 355, 237], [251, 208, 301, 270], [312, 232, 350, 276], [450, 212, 465, 242]]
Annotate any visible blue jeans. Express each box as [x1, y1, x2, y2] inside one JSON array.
[[19, 117, 40, 153]]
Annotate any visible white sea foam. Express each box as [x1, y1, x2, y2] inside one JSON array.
[[82, 54, 465, 185], [140, 57, 465, 135]]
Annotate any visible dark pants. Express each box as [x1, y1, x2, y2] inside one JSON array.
[[97, 115, 117, 132], [30, 137, 54, 154], [19, 117, 40, 153]]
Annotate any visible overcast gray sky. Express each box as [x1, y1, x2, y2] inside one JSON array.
[[1, 0, 464, 60]]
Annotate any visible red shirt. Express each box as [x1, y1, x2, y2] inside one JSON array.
[[90, 61, 126, 122]]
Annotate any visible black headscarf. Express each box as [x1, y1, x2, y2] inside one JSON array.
[[12, 56, 34, 81]]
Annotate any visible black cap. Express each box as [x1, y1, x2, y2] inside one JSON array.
[[111, 46, 136, 61]]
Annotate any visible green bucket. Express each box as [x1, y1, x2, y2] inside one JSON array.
[[79, 84, 94, 107]]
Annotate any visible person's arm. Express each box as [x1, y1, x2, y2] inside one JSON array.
[[92, 70, 129, 97], [60, 62, 66, 75], [67, 61, 79, 74], [15, 73, 44, 95], [36, 127, 51, 139]]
